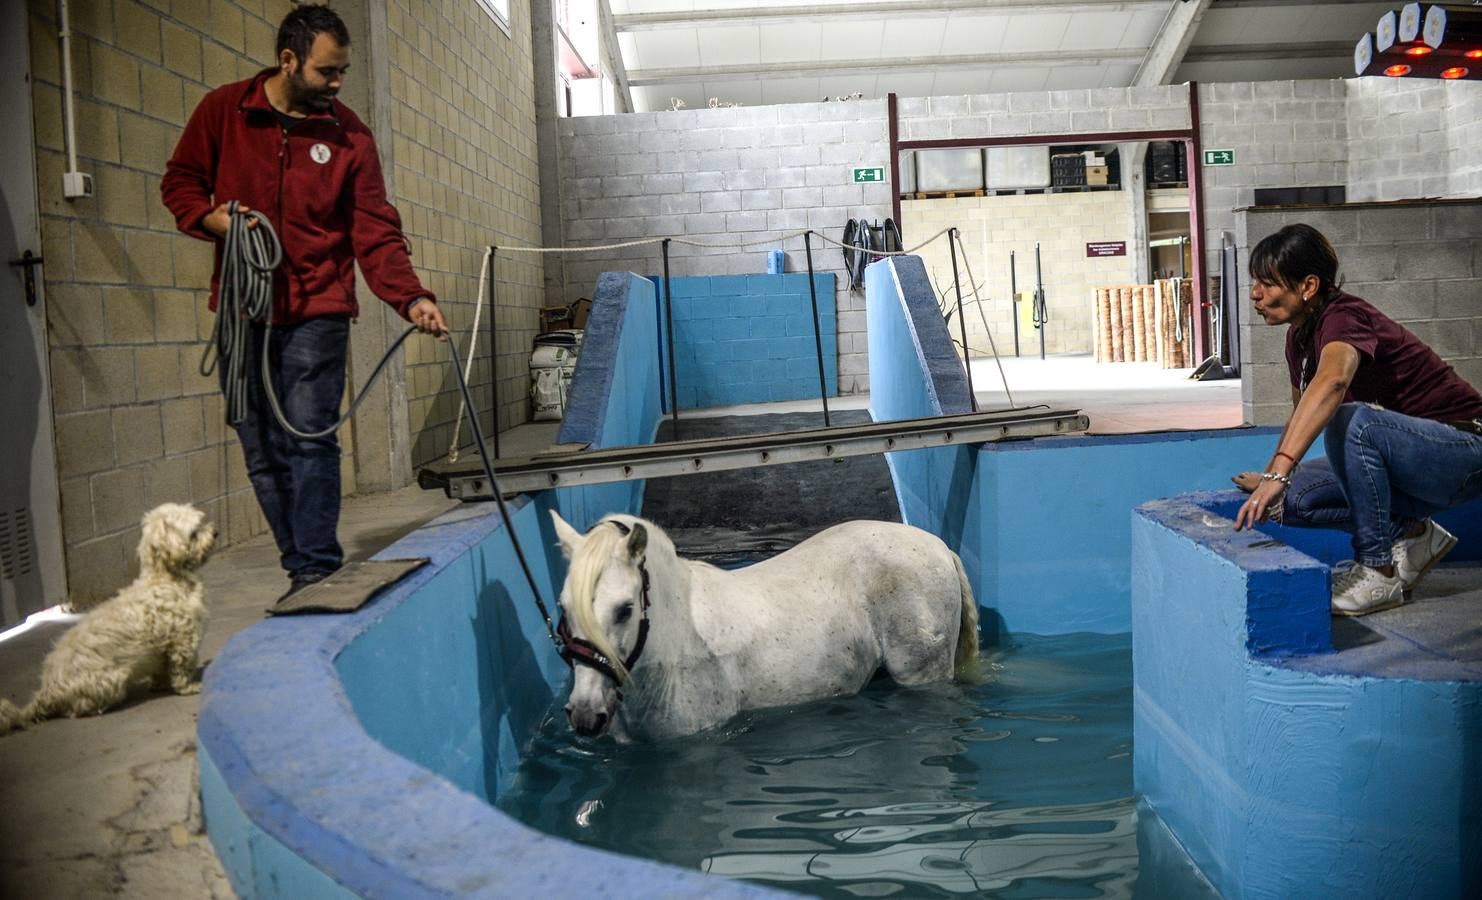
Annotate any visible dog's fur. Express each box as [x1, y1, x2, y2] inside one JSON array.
[[0, 503, 216, 735]]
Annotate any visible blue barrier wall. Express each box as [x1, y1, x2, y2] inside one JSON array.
[[657, 273, 837, 410], [1133, 491, 1482, 899]]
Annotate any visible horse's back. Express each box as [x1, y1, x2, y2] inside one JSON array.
[[690, 520, 962, 661]]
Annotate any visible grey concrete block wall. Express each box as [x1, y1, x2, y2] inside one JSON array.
[[895, 85, 1190, 141], [1346, 78, 1450, 202], [1196, 80, 1350, 313], [555, 100, 892, 394], [1236, 202, 1482, 426]]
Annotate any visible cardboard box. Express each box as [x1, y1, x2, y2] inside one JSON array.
[[539, 297, 592, 333], [1086, 165, 1109, 186]]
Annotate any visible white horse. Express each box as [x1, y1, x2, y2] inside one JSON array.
[[550, 511, 980, 741]]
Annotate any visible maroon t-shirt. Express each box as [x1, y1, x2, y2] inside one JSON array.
[[1286, 291, 1482, 423]]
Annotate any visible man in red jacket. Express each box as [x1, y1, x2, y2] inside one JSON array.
[[162, 5, 448, 599]]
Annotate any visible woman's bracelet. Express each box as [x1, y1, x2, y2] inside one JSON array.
[[1260, 471, 1291, 486], [1273, 450, 1297, 466]]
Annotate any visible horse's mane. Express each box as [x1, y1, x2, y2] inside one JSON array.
[[566, 519, 633, 681]]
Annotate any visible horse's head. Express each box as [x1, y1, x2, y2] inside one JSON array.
[[551, 511, 652, 738]]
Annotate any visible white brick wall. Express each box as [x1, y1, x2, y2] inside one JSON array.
[[1196, 80, 1350, 300], [556, 100, 891, 393], [901, 191, 1134, 357]]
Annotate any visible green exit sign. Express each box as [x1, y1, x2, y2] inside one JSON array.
[[853, 166, 885, 183], [1204, 149, 1235, 166]]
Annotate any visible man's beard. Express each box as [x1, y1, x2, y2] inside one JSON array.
[[288, 70, 335, 113]]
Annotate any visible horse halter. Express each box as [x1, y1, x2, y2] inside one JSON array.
[[556, 520, 652, 693]]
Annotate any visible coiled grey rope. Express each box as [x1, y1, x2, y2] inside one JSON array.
[[202, 201, 280, 425], [204, 204, 418, 439]]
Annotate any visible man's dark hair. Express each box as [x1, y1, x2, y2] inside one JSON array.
[[276, 5, 350, 64]]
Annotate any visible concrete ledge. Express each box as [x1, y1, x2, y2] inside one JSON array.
[[1132, 490, 1482, 898]]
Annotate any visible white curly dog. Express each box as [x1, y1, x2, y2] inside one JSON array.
[[0, 503, 216, 735]]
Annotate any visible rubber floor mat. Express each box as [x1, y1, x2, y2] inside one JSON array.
[[267, 558, 430, 616]]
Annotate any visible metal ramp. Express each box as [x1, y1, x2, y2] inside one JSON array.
[[418, 406, 1087, 501]]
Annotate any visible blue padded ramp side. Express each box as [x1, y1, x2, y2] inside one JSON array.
[[551, 271, 662, 529], [865, 255, 974, 421]]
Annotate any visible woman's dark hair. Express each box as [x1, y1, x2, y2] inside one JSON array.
[[1248, 223, 1341, 300], [276, 5, 350, 64]]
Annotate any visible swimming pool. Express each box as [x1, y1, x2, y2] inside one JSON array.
[[500, 633, 1216, 898]]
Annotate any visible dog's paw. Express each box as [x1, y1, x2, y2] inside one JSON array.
[[174, 681, 202, 696]]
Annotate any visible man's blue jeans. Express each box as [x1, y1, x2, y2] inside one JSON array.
[[1281, 402, 1482, 567], [231, 316, 349, 579]]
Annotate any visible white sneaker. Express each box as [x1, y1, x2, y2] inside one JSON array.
[[1330, 562, 1405, 617], [1392, 519, 1457, 591]]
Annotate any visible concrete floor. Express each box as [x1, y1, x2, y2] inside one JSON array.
[[0, 356, 1262, 898]]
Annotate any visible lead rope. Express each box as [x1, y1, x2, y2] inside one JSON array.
[[207, 206, 561, 646]]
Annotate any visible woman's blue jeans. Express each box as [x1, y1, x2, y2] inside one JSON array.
[[230, 316, 349, 579], [1281, 402, 1482, 567]]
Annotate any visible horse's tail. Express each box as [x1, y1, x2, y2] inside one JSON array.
[[952, 553, 980, 678]]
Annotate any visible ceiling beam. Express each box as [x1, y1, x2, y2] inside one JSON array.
[[615, 0, 1167, 31], [596, 0, 633, 113], [627, 48, 1146, 85], [1213, 0, 1387, 8], [1133, 0, 1212, 86], [1182, 40, 1354, 62]]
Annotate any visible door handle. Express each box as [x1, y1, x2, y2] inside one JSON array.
[[8, 250, 43, 306]]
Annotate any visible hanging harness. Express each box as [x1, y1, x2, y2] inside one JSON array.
[[556, 520, 652, 693]]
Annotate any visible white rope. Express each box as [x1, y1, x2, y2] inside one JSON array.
[[952, 229, 1015, 409], [447, 246, 491, 464], [480, 226, 956, 258]]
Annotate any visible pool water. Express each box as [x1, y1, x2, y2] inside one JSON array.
[[497, 633, 1215, 898]]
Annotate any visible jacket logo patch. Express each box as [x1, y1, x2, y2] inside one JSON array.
[[310, 143, 332, 164]]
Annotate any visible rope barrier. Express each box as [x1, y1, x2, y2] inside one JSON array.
[[447, 245, 492, 464], [472, 226, 956, 258]]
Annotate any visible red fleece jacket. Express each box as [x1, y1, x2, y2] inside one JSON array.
[[161, 70, 432, 324]]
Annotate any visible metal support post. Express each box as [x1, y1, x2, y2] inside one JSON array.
[[803, 230, 832, 427], [661, 238, 679, 437]]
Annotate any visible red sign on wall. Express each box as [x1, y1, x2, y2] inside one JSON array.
[[1086, 241, 1127, 257]]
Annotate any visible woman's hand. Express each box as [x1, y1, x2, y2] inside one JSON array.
[[1234, 478, 1286, 530], [1232, 471, 1262, 493]]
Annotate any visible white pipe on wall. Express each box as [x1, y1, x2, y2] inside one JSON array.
[[57, 0, 91, 198]]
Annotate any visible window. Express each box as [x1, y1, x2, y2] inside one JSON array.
[[474, 0, 511, 35]]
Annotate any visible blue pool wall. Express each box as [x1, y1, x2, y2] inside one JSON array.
[[653, 273, 837, 410], [1133, 491, 1482, 899]]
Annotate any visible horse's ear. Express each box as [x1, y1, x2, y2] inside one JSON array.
[[551, 510, 582, 559], [626, 523, 647, 562]]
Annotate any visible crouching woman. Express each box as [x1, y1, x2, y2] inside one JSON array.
[[1233, 223, 1482, 616]]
